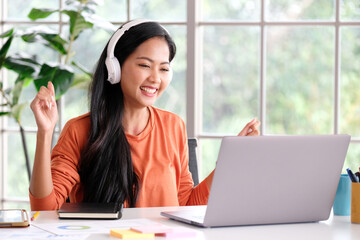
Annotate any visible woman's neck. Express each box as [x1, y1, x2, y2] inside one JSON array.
[[122, 106, 150, 136]]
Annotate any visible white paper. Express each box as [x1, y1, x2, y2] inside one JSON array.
[[31, 218, 157, 235], [1, 227, 89, 240]]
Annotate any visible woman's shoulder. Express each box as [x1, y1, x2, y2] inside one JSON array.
[[60, 113, 91, 139], [150, 107, 186, 138], [151, 107, 184, 124]]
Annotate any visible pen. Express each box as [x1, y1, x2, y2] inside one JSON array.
[[346, 168, 358, 183], [31, 211, 40, 221]]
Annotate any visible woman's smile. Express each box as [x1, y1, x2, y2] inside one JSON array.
[[140, 86, 158, 96]]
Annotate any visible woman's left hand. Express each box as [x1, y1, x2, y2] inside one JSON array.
[[238, 118, 261, 136]]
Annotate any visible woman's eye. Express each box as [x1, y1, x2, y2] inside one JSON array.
[[139, 64, 150, 68], [161, 68, 169, 72]]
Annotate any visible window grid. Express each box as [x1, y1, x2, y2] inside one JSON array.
[[195, 0, 360, 140], [192, 0, 360, 179]]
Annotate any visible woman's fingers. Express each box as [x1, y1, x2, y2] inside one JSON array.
[[31, 84, 55, 111], [47, 81, 55, 97], [238, 118, 259, 136], [30, 82, 58, 132]]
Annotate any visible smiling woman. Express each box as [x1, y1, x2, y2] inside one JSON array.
[[28, 19, 260, 211]]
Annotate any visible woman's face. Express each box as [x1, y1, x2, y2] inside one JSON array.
[[120, 37, 172, 110]]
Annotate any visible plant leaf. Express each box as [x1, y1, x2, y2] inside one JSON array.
[[61, 10, 93, 39], [11, 102, 28, 123], [33, 63, 74, 99], [12, 80, 24, 106], [0, 28, 14, 38], [0, 35, 14, 69], [39, 33, 67, 54], [23, 77, 34, 87], [3, 54, 41, 78], [0, 112, 10, 116], [21, 27, 68, 55], [28, 8, 58, 20]]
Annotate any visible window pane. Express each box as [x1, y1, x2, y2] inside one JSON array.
[[202, 0, 260, 21], [4, 132, 58, 201], [17, 84, 38, 129], [340, 27, 360, 137], [131, 0, 186, 21], [341, 0, 360, 20], [6, 0, 59, 21], [96, 0, 127, 22], [63, 88, 89, 123], [202, 26, 260, 134], [266, 26, 334, 134], [343, 143, 360, 173], [266, 0, 334, 21], [6, 133, 35, 198], [154, 26, 186, 120], [199, 138, 221, 181]]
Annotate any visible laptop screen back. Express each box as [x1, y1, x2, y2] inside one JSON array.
[[203, 135, 350, 227]]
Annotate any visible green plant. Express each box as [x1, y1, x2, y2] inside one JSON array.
[[0, 0, 115, 181]]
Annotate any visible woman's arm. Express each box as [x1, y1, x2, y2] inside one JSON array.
[[204, 118, 261, 190], [180, 118, 261, 205], [29, 82, 58, 198]]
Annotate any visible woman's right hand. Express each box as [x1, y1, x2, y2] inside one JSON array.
[[30, 81, 58, 133]]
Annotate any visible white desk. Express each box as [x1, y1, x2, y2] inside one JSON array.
[[3, 206, 360, 240]]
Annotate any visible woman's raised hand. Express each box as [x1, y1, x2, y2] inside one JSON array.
[[238, 118, 261, 136], [30, 81, 58, 133]]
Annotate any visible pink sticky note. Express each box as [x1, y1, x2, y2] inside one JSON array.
[[156, 227, 197, 238], [131, 225, 174, 234]]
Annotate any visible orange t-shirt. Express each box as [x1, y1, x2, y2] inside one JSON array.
[[29, 106, 209, 210]]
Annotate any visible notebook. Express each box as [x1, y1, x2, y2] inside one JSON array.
[[161, 134, 351, 227], [58, 202, 122, 219]]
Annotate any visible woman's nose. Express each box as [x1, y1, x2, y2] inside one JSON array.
[[148, 69, 161, 83]]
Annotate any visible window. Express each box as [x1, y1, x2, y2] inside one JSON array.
[[198, 0, 360, 178], [1, 0, 359, 209]]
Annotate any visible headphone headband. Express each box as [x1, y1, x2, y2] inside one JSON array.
[[105, 19, 155, 84]]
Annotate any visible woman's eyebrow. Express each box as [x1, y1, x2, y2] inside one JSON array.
[[136, 56, 170, 65]]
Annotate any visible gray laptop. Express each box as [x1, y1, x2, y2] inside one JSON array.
[[161, 134, 351, 227]]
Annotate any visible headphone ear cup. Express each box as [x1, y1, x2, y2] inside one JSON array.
[[112, 57, 121, 84], [105, 56, 121, 84]]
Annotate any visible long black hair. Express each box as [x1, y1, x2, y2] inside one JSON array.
[[79, 21, 176, 207]]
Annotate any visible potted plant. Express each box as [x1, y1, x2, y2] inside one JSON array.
[[0, 0, 115, 181]]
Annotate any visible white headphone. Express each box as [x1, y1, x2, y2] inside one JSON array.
[[105, 19, 162, 84]]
